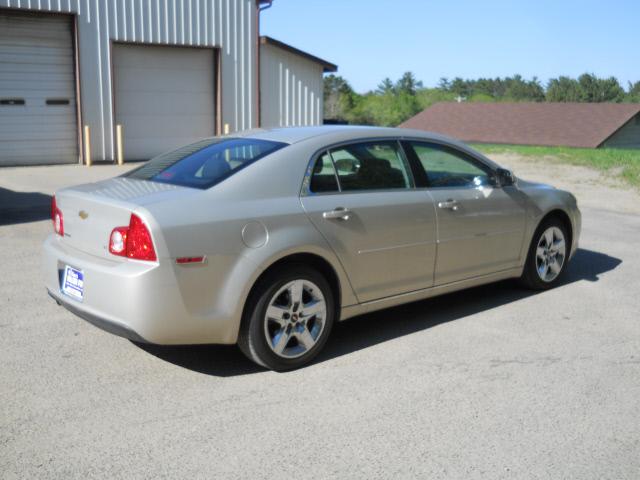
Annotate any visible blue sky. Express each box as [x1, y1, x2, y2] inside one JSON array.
[[260, 0, 640, 93]]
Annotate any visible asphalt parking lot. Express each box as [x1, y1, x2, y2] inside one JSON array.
[[1, 162, 639, 479]]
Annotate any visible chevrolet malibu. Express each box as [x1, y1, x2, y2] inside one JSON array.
[[43, 126, 581, 370]]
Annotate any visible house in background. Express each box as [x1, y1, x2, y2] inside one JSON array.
[[400, 102, 640, 149], [0, 1, 337, 166]]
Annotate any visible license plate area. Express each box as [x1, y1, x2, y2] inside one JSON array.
[[61, 265, 84, 302]]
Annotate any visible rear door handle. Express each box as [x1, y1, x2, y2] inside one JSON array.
[[323, 207, 350, 220], [437, 199, 459, 211]]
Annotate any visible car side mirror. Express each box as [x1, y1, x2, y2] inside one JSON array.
[[496, 168, 516, 187]]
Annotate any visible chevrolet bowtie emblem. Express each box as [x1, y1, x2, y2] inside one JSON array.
[[78, 210, 89, 220]]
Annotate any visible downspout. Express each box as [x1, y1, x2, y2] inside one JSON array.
[[256, 1, 273, 128]]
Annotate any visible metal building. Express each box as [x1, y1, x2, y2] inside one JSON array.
[[0, 1, 336, 166], [259, 36, 336, 128]]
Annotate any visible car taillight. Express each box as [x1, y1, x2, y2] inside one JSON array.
[[126, 214, 157, 261], [51, 195, 64, 236], [108, 227, 128, 255], [109, 214, 157, 261]]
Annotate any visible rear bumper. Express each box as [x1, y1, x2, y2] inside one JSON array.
[[42, 234, 239, 345], [47, 289, 150, 343]]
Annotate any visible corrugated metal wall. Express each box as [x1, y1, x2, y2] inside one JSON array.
[[0, 0, 257, 162], [260, 41, 323, 128], [602, 115, 640, 148]]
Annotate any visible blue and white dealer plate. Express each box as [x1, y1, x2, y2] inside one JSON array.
[[62, 265, 84, 301]]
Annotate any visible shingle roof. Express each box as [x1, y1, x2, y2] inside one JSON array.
[[400, 102, 640, 148]]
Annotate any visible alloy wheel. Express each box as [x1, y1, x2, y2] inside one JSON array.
[[263, 279, 327, 359], [535, 226, 566, 282]]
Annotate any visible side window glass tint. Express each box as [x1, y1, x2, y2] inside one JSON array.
[[330, 142, 411, 191], [309, 152, 339, 193], [411, 143, 493, 188]]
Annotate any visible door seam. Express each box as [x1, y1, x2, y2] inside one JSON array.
[[297, 196, 361, 305]]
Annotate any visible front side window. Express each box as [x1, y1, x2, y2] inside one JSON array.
[[328, 141, 412, 192], [126, 138, 286, 189], [410, 142, 494, 188]]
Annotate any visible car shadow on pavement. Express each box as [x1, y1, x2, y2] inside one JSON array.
[[0, 187, 52, 226], [135, 342, 260, 376], [317, 248, 621, 365], [136, 248, 621, 377]]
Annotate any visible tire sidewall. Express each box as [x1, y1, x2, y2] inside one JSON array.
[[241, 265, 335, 371], [523, 218, 569, 290]]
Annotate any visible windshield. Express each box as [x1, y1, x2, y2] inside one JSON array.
[[125, 137, 287, 189]]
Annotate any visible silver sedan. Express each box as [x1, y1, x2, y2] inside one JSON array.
[[43, 126, 581, 370]]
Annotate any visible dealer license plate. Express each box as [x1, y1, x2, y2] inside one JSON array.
[[62, 265, 84, 302]]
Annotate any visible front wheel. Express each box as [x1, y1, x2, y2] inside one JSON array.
[[520, 218, 569, 290], [238, 265, 335, 371]]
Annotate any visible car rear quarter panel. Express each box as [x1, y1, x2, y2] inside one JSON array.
[[142, 157, 358, 343]]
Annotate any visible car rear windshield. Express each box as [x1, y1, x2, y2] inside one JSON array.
[[125, 138, 287, 189]]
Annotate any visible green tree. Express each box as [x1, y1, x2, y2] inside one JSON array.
[[326, 72, 639, 127], [395, 71, 423, 96], [596, 76, 625, 102], [437, 77, 451, 91], [504, 75, 545, 101], [468, 93, 496, 103], [546, 76, 582, 102], [350, 91, 421, 127], [416, 88, 456, 110], [323, 74, 355, 120], [580, 74, 624, 102], [376, 77, 395, 95], [449, 77, 471, 98], [473, 77, 504, 98], [345, 71, 425, 126], [626, 81, 640, 102]]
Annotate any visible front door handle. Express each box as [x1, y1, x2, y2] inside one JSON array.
[[438, 199, 459, 211], [323, 207, 350, 220]]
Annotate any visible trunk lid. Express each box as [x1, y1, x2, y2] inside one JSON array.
[[55, 177, 195, 258]]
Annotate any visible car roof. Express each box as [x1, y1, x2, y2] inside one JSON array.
[[231, 125, 501, 171], [233, 125, 459, 145]]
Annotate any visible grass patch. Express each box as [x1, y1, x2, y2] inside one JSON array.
[[470, 143, 640, 188]]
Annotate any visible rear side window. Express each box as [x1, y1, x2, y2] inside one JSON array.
[[328, 141, 412, 191], [126, 138, 286, 189]]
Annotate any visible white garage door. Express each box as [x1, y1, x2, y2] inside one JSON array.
[[0, 12, 78, 166], [113, 44, 216, 161]]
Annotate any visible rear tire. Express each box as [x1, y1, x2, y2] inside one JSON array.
[[238, 264, 335, 371], [520, 217, 569, 290]]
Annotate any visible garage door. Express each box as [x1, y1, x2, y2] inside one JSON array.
[[113, 44, 216, 161], [0, 12, 78, 166]]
